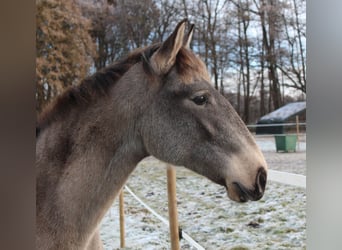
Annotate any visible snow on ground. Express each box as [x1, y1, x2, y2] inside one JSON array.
[[100, 136, 306, 250]]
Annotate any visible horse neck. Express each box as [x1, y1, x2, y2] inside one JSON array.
[[36, 67, 150, 247]]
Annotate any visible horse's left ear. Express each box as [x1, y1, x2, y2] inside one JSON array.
[[150, 19, 187, 75], [184, 24, 194, 49]]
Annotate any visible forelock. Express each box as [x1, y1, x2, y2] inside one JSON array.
[[175, 48, 211, 84]]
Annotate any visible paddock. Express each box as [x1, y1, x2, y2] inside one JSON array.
[[100, 135, 306, 249]]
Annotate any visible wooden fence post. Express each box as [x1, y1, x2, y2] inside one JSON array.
[[119, 189, 125, 248], [167, 165, 180, 250], [296, 115, 300, 151]]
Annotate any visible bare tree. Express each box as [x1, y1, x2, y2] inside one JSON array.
[[37, 0, 306, 120], [252, 0, 283, 110], [179, 0, 231, 92], [278, 0, 306, 93], [153, 0, 182, 42], [232, 0, 253, 122], [81, 0, 160, 70]]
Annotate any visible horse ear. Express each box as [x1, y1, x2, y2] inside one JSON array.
[[184, 24, 194, 49], [150, 19, 187, 75]]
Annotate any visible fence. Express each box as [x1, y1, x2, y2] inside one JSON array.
[[117, 168, 306, 249], [249, 118, 306, 152], [116, 121, 306, 249], [246, 117, 306, 136]]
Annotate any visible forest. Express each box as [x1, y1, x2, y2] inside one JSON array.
[[36, 0, 306, 124]]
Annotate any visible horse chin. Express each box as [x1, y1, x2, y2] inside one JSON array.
[[212, 178, 247, 203], [226, 183, 250, 203]]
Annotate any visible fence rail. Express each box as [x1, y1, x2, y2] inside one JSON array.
[[124, 185, 206, 250], [246, 122, 306, 128], [268, 170, 306, 188], [119, 167, 306, 249]]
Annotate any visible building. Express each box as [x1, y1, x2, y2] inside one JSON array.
[[256, 102, 306, 135]]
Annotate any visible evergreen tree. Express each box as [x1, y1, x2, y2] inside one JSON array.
[[36, 0, 96, 112]]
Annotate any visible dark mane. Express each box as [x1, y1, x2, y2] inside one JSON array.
[[36, 44, 160, 137]]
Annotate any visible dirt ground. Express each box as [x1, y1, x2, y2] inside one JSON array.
[[263, 151, 306, 175], [257, 134, 306, 175]]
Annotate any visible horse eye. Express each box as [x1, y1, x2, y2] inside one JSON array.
[[192, 95, 208, 105]]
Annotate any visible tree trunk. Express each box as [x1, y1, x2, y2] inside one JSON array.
[[260, 38, 266, 116], [242, 9, 251, 123], [259, 0, 282, 110]]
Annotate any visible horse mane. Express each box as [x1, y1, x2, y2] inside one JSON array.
[[36, 43, 206, 137], [36, 44, 160, 137]]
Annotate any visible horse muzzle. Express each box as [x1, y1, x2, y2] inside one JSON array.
[[227, 167, 267, 203]]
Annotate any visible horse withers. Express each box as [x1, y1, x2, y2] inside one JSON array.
[[36, 19, 267, 249]]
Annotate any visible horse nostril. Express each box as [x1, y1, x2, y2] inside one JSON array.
[[256, 167, 267, 194]]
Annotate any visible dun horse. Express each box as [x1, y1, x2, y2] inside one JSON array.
[[36, 20, 267, 249]]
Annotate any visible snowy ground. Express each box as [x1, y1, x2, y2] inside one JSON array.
[[100, 135, 306, 250]]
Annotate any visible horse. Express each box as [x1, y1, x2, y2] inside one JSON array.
[[36, 19, 267, 249]]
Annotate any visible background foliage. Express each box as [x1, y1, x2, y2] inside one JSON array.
[[36, 0, 306, 123]]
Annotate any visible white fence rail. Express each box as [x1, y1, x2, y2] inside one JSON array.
[[246, 122, 306, 128], [268, 170, 306, 188], [125, 185, 205, 250], [122, 168, 306, 249]]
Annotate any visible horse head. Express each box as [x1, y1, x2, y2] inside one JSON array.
[[141, 19, 267, 202]]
